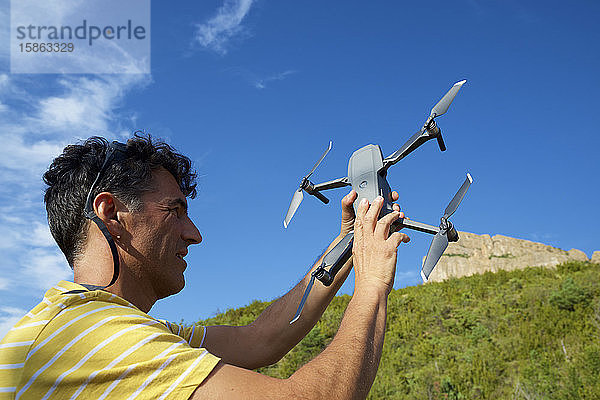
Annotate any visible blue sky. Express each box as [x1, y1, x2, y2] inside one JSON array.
[[0, 0, 599, 336]]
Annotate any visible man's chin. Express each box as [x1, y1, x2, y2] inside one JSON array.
[[157, 276, 185, 299]]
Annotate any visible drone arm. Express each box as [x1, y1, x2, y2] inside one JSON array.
[[312, 176, 351, 192], [301, 179, 332, 204], [301, 176, 350, 204], [383, 128, 434, 170], [383, 117, 448, 170], [394, 218, 440, 235]]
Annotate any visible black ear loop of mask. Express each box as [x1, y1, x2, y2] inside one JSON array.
[[65, 141, 129, 293]]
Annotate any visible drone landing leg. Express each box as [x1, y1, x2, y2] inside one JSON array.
[[290, 232, 354, 324], [314, 232, 354, 286]]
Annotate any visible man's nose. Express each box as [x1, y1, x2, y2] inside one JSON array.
[[183, 217, 202, 245]]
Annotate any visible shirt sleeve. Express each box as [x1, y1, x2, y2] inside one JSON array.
[[18, 301, 220, 400], [160, 320, 207, 348]]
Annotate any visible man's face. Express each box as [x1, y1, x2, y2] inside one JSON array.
[[122, 168, 202, 299]]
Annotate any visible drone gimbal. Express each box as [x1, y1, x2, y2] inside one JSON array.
[[284, 80, 472, 323]]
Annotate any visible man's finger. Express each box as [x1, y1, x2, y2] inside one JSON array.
[[355, 197, 369, 224], [395, 211, 405, 227], [341, 190, 357, 218], [391, 191, 399, 202], [340, 191, 358, 235], [364, 196, 383, 231], [375, 211, 400, 239], [354, 197, 369, 244], [342, 190, 357, 208], [388, 232, 410, 248]]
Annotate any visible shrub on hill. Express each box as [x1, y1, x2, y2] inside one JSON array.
[[198, 261, 600, 399]]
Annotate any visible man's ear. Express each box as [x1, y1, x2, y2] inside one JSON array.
[[93, 192, 125, 238]]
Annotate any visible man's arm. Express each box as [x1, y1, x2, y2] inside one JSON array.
[[202, 191, 401, 369], [192, 196, 409, 399], [202, 231, 353, 368]]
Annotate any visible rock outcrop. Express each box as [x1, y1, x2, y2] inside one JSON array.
[[426, 232, 594, 283], [593, 251, 600, 264]]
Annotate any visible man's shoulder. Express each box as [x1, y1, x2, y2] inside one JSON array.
[[1, 281, 152, 356], [45, 280, 140, 310], [36, 281, 171, 342], [1, 280, 162, 369], [1, 281, 220, 400]]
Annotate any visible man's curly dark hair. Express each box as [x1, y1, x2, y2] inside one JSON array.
[[43, 134, 197, 267]]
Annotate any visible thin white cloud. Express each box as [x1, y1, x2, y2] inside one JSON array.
[[0, 75, 150, 178], [253, 70, 296, 89], [36, 76, 133, 132], [30, 223, 56, 247], [0, 306, 28, 341], [194, 0, 255, 55], [226, 67, 297, 89], [22, 248, 73, 290], [11, 0, 88, 26], [528, 232, 556, 242]]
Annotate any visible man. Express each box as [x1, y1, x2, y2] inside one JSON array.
[[0, 135, 410, 399]]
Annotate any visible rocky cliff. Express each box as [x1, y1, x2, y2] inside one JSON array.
[[426, 232, 598, 283]]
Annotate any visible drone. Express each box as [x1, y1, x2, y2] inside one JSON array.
[[284, 80, 473, 324]]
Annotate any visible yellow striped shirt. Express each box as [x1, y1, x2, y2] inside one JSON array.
[[0, 280, 219, 399]]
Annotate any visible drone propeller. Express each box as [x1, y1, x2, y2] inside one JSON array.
[[421, 173, 473, 282], [284, 141, 332, 228], [426, 80, 466, 152], [422, 231, 449, 282], [430, 80, 467, 119], [290, 273, 317, 324], [306, 141, 333, 179], [284, 190, 304, 229], [444, 172, 472, 219]]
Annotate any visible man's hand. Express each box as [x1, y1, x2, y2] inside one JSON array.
[[352, 196, 410, 294], [340, 190, 401, 237]]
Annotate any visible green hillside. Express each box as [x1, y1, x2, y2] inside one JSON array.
[[198, 261, 600, 399]]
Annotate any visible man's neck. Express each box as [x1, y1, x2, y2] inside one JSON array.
[[74, 252, 157, 313]]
